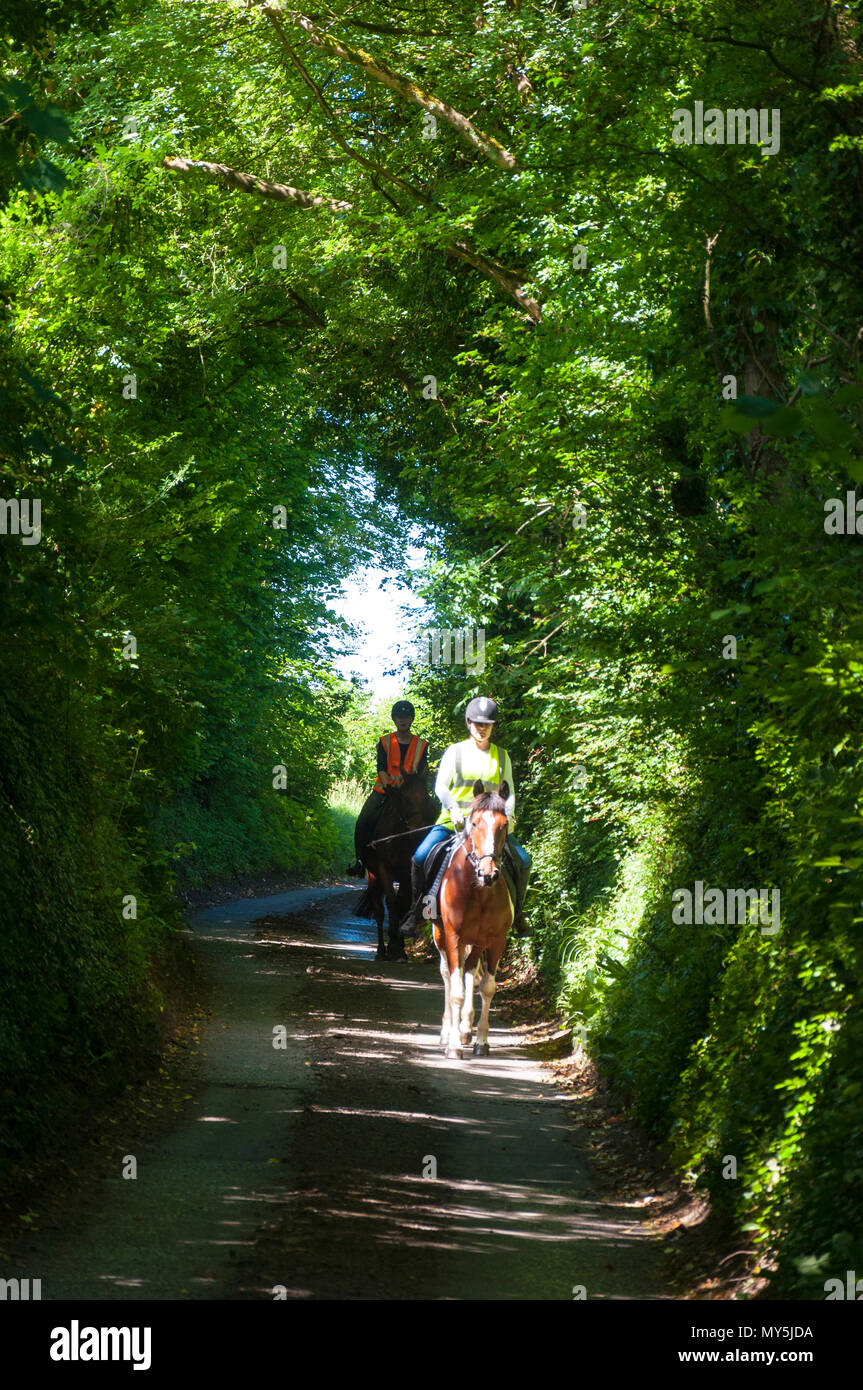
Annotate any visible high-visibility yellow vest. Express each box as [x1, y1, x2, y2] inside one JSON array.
[[435, 740, 509, 829], [373, 733, 428, 793]]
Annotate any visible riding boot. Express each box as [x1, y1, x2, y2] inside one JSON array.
[[511, 854, 530, 937], [399, 860, 425, 939]]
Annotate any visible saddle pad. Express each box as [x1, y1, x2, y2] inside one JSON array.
[[423, 834, 461, 900]]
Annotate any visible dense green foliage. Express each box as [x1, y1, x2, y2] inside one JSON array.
[[0, 0, 396, 1166], [2, 0, 862, 1292]]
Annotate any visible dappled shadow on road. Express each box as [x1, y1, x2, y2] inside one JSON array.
[[10, 889, 667, 1300], [227, 893, 668, 1300]]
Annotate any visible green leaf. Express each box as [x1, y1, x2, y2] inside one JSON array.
[[795, 372, 825, 397], [808, 404, 855, 445], [733, 395, 780, 419], [832, 384, 863, 407], [20, 104, 73, 144], [760, 407, 801, 438]]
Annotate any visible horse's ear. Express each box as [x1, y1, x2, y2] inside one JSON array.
[[472, 779, 485, 796], [499, 780, 510, 801]]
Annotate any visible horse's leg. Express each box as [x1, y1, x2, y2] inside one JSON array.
[[376, 863, 401, 961], [368, 872, 387, 960], [474, 947, 500, 1056], [446, 938, 466, 1059], [374, 898, 386, 959], [434, 924, 452, 1050], [460, 947, 481, 1047], [385, 865, 407, 961]]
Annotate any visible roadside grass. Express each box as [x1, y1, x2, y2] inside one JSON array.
[[328, 778, 366, 873]]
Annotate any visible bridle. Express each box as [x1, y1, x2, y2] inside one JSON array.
[[464, 810, 508, 882]]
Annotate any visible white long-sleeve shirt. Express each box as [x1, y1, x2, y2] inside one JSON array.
[[434, 739, 516, 830]]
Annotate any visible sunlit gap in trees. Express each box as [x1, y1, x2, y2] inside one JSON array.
[[328, 525, 431, 699]]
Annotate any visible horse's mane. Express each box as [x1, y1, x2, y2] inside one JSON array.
[[471, 791, 506, 815]]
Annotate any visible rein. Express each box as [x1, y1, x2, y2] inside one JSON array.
[[369, 823, 436, 848]]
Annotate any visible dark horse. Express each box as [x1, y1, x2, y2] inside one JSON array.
[[432, 780, 513, 1058], [357, 773, 434, 961]]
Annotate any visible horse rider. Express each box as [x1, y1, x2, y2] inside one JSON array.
[[348, 700, 430, 876], [400, 696, 531, 935]]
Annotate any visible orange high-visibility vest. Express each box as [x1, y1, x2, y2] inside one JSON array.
[[373, 733, 428, 793]]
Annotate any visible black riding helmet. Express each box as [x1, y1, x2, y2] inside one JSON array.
[[465, 696, 499, 725], [391, 700, 415, 719]]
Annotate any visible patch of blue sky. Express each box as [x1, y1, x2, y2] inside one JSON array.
[[328, 532, 430, 698]]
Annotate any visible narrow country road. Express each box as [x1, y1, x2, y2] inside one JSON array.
[[7, 885, 672, 1300]]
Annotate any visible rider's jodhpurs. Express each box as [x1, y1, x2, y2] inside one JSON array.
[[413, 824, 451, 864]]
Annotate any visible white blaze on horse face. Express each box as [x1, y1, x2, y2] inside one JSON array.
[[470, 809, 505, 878]]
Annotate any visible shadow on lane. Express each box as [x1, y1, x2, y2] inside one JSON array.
[[224, 889, 670, 1300]]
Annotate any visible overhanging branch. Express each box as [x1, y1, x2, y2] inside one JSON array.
[[162, 155, 353, 211], [250, 4, 518, 170], [263, 11, 433, 206], [162, 155, 540, 320], [448, 240, 540, 323]]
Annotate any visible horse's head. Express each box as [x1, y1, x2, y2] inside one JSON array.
[[391, 771, 430, 828], [465, 779, 509, 886]]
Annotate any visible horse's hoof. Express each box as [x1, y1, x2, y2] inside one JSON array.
[[445, 1046, 462, 1060], [473, 1042, 490, 1057], [460, 1032, 473, 1047]]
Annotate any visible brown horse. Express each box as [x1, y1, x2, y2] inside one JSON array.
[[432, 779, 513, 1058], [361, 773, 434, 961]]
